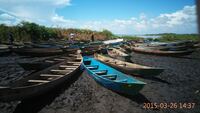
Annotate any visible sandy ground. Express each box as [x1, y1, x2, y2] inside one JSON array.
[[0, 49, 200, 113]]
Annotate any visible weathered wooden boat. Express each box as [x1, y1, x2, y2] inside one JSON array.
[[94, 54, 164, 77], [62, 47, 80, 53], [113, 46, 127, 53], [81, 46, 102, 56], [146, 41, 193, 47], [132, 46, 194, 56], [11, 47, 64, 57], [121, 44, 132, 53], [0, 52, 82, 101], [82, 56, 146, 95], [142, 45, 188, 51], [155, 45, 188, 51], [30, 43, 63, 49], [107, 48, 131, 62]]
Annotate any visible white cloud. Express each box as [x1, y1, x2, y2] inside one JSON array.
[[0, 0, 71, 25], [51, 14, 76, 28], [77, 5, 197, 34], [151, 5, 196, 28]]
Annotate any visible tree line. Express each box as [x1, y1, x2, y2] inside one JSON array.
[[0, 21, 117, 43]]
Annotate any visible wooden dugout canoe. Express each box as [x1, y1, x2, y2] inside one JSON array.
[[94, 54, 164, 77], [107, 48, 131, 62], [82, 56, 146, 95], [0, 52, 82, 101], [132, 46, 194, 56]]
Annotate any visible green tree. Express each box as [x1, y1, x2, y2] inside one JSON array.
[[101, 29, 113, 38]]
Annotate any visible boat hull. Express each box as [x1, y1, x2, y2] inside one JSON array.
[[12, 48, 64, 57], [132, 47, 194, 56], [87, 71, 145, 95], [82, 57, 146, 95]]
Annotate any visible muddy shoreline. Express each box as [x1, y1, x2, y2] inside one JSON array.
[[0, 50, 200, 113]]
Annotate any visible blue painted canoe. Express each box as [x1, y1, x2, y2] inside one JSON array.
[[82, 56, 146, 95]]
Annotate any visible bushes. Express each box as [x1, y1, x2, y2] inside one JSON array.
[[158, 34, 199, 42], [0, 21, 198, 43]]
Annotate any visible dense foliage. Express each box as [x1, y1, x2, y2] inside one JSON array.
[[0, 22, 199, 43], [0, 22, 115, 43], [0, 21, 59, 43]]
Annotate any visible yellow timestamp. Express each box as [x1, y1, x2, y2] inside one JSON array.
[[143, 102, 195, 109]]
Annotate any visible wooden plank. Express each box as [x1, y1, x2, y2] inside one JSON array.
[[40, 74, 64, 77], [69, 54, 78, 56], [75, 58, 82, 60], [50, 69, 70, 72], [28, 80, 50, 83], [45, 60, 55, 63], [53, 58, 65, 61], [60, 57, 69, 59], [59, 65, 77, 68], [67, 61, 80, 64], [93, 70, 107, 75], [0, 86, 9, 88]]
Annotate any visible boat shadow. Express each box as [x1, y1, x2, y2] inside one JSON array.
[[140, 76, 171, 85], [13, 70, 83, 113], [118, 92, 150, 104]]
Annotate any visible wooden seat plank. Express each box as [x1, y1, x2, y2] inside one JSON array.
[[40, 74, 64, 77], [28, 80, 50, 83]]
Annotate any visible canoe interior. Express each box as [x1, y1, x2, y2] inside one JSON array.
[[0, 52, 82, 101], [18, 55, 69, 70], [12, 55, 82, 87]]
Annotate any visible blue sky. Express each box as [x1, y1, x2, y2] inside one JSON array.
[[56, 0, 195, 20], [0, 0, 198, 34]]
